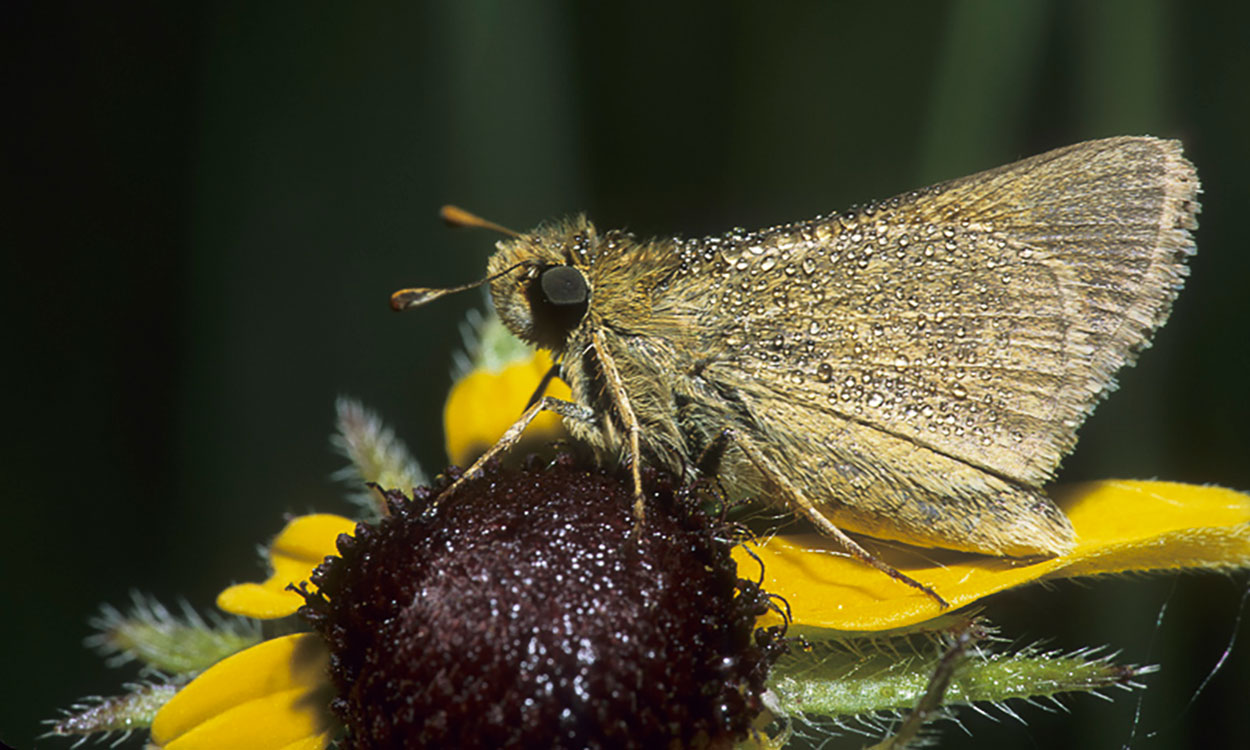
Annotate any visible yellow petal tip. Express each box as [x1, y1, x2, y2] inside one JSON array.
[[217, 583, 303, 619]]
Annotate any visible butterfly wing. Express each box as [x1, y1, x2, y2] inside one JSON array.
[[683, 137, 1198, 554]]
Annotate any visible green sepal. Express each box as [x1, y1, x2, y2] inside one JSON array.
[[332, 397, 427, 517], [768, 625, 1149, 724], [44, 681, 178, 743], [89, 593, 261, 675]]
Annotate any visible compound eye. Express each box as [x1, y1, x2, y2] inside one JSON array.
[[526, 265, 590, 349], [540, 266, 589, 306]]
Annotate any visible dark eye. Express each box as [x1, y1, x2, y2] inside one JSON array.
[[526, 265, 590, 349], [540, 265, 589, 306]]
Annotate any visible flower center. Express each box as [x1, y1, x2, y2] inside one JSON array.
[[298, 457, 785, 749]]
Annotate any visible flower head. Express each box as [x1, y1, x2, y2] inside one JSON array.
[[298, 457, 784, 748], [49, 310, 1250, 749]]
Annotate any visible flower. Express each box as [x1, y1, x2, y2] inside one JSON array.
[[52, 311, 1250, 749], [152, 475, 1250, 749], [159, 459, 784, 749]]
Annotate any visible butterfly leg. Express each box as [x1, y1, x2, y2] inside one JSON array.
[[590, 330, 647, 526], [719, 426, 950, 609], [438, 395, 596, 502]]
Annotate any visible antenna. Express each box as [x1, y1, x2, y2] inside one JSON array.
[[390, 206, 529, 311], [391, 259, 535, 310], [440, 205, 519, 237]]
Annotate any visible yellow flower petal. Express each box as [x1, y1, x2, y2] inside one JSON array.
[[217, 514, 356, 619], [276, 732, 339, 750], [151, 633, 337, 749], [737, 480, 1250, 632], [444, 350, 572, 467]]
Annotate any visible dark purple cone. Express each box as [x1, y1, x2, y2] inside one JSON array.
[[298, 456, 785, 749]]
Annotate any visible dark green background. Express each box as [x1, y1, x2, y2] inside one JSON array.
[[5, 2, 1248, 748]]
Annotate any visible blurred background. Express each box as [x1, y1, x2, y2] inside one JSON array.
[[5, 1, 1248, 747]]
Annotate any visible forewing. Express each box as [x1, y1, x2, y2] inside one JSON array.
[[694, 137, 1198, 487]]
